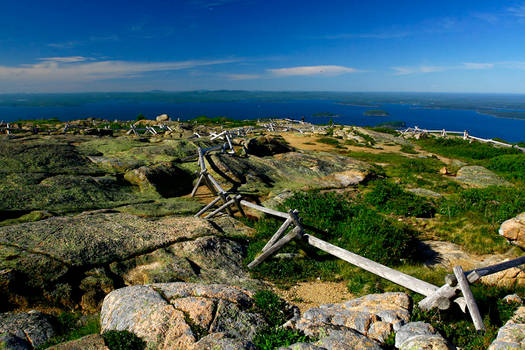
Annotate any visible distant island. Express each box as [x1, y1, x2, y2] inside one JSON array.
[[312, 112, 339, 117], [364, 110, 390, 117], [477, 110, 525, 120]]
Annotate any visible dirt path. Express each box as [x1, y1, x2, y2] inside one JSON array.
[[273, 281, 354, 313]]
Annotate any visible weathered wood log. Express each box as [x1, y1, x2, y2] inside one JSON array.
[[202, 173, 218, 195], [240, 200, 290, 219], [206, 173, 226, 194], [204, 197, 235, 219], [248, 226, 301, 269], [419, 271, 479, 311], [445, 256, 525, 286], [194, 195, 222, 217], [262, 214, 294, 253], [303, 234, 438, 297], [218, 191, 234, 216], [191, 174, 205, 197], [454, 266, 485, 332], [288, 209, 303, 237]]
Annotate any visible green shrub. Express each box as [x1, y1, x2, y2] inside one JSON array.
[[136, 114, 146, 121], [417, 137, 520, 161], [252, 290, 313, 349], [487, 154, 525, 181], [367, 126, 400, 135], [103, 330, 146, 350], [253, 290, 291, 326], [316, 137, 340, 146], [282, 191, 419, 265], [365, 180, 436, 218], [253, 327, 312, 350], [400, 144, 417, 154]]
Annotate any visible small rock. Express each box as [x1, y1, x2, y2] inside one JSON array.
[[499, 213, 525, 249], [502, 294, 523, 304], [244, 135, 293, 157], [395, 322, 455, 349], [407, 188, 443, 198], [440, 166, 449, 175], [156, 114, 170, 122]]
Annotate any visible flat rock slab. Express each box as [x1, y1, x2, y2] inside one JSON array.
[[0, 310, 56, 349], [455, 165, 510, 187], [209, 151, 372, 195], [101, 283, 266, 350], [0, 211, 216, 266], [0, 212, 226, 310]]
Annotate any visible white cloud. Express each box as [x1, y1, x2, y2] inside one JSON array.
[[392, 65, 450, 75], [508, 3, 525, 17], [393, 62, 498, 75], [463, 62, 494, 69], [0, 58, 239, 82], [39, 56, 89, 63], [47, 41, 79, 49], [268, 65, 358, 77]]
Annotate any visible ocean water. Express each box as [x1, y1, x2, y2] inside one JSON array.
[[1, 100, 524, 143]]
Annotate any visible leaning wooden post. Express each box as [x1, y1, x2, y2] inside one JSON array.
[[233, 196, 246, 217], [453, 265, 485, 332], [194, 195, 222, 217], [204, 196, 236, 219], [261, 210, 297, 252], [248, 226, 302, 269]]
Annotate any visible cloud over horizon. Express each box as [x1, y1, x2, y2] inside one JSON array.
[[268, 65, 359, 77]]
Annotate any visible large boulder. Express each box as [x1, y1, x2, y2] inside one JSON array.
[[156, 114, 170, 122], [124, 162, 194, 197], [0, 310, 56, 349], [100, 283, 266, 350], [244, 135, 293, 157], [488, 306, 525, 349], [0, 212, 253, 311], [499, 212, 525, 249], [455, 166, 510, 187], [208, 151, 372, 196]]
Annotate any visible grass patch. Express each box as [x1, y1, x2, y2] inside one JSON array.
[[103, 330, 146, 350], [189, 115, 257, 127], [365, 180, 436, 218], [252, 290, 313, 349], [367, 126, 400, 136], [36, 313, 100, 349]]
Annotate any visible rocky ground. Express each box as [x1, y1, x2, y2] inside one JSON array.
[[0, 118, 523, 349]]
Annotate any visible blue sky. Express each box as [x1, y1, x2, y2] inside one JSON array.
[[1, 0, 525, 93]]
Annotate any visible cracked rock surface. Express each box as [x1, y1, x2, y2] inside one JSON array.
[[0, 310, 56, 350], [0, 211, 257, 311], [100, 283, 266, 350]]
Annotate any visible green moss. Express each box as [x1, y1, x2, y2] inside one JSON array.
[[417, 137, 520, 161], [316, 137, 340, 146], [102, 330, 146, 350]]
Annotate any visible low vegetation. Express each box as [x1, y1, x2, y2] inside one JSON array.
[[189, 115, 257, 127], [36, 312, 100, 349], [417, 137, 520, 161], [411, 285, 523, 350], [252, 290, 312, 349]]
